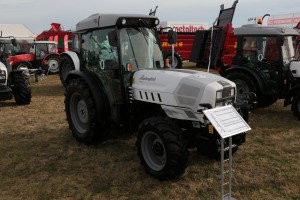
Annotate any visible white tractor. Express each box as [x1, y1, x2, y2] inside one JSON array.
[[60, 13, 249, 179]]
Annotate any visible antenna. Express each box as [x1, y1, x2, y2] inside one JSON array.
[[149, 6, 158, 16]]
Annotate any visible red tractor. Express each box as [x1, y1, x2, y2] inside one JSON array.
[[8, 40, 60, 74]]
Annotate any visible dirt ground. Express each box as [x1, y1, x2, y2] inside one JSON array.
[[0, 73, 299, 200]]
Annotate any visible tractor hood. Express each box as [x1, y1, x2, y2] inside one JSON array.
[[132, 69, 236, 119]]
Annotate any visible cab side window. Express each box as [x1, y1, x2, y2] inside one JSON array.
[[82, 28, 118, 70]]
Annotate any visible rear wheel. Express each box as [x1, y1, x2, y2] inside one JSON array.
[[46, 55, 60, 74], [59, 56, 75, 85], [65, 78, 108, 144], [225, 71, 258, 105], [136, 117, 188, 180], [163, 50, 183, 69], [11, 71, 31, 105]]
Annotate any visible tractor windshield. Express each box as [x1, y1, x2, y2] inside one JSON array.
[[0, 40, 22, 56], [119, 27, 164, 71], [242, 36, 280, 66]]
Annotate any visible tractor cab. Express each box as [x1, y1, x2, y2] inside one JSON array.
[[62, 14, 165, 123], [28, 41, 58, 69]]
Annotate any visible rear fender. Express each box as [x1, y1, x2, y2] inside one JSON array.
[[60, 51, 80, 71], [221, 65, 265, 93]]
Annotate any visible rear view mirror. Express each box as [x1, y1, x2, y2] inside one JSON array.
[[108, 31, 118, 47], [168, 29, 177, 44]]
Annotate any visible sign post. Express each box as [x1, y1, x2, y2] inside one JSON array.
[[203, 105, 251, 200]]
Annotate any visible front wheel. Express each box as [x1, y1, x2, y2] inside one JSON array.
[[136, 117, 188, 180], [11, 71, 31, 105]]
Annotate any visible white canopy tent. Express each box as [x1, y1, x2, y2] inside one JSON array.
[[0, 24, 36, 41]]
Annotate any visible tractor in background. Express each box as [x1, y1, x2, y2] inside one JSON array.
[[190, 0, 300, 119], [8, 40, 60, 74], [0, 34, 31, 104]]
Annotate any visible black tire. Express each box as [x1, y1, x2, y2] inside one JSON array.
[[59, 56, 75, 86], [45, 54, 60, 74], [225, 71, 258, 105], [11, 71, 31, 105], [136, 117, 188, 180], [65, 78, 108, 144], [163, 50, 183, 69], [197, 137, 238, 160], [292, 93, 300, 120]]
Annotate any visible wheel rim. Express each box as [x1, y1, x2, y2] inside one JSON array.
[[141, 131, 166, 171], [234, 79, 250, 102], [70, 93, 88, 134], [235, 79, 250, 94], [167, 56, 178, 68], [47, 58, 59, 73], [17, 64, 30, 75]]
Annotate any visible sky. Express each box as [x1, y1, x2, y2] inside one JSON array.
[[1, 0, 300, 35]]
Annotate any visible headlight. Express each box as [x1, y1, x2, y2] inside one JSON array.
[[0, 69, 6, 75], [216, 91, 222, 100], [230, 88, 235, 96], [215, 87, 235, 107]]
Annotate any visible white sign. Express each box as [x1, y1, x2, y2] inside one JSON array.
[[159, 21, 207, 32], [203, 105, 251, 139]]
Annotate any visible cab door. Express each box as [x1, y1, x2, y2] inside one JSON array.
[[81, 28, 122, 122]]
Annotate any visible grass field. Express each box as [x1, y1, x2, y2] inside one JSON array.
[[0, 73, 299, 200]]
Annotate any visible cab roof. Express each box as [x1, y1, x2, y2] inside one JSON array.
[[234, 24, 299, 36], [76, 13, 158, 31]]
